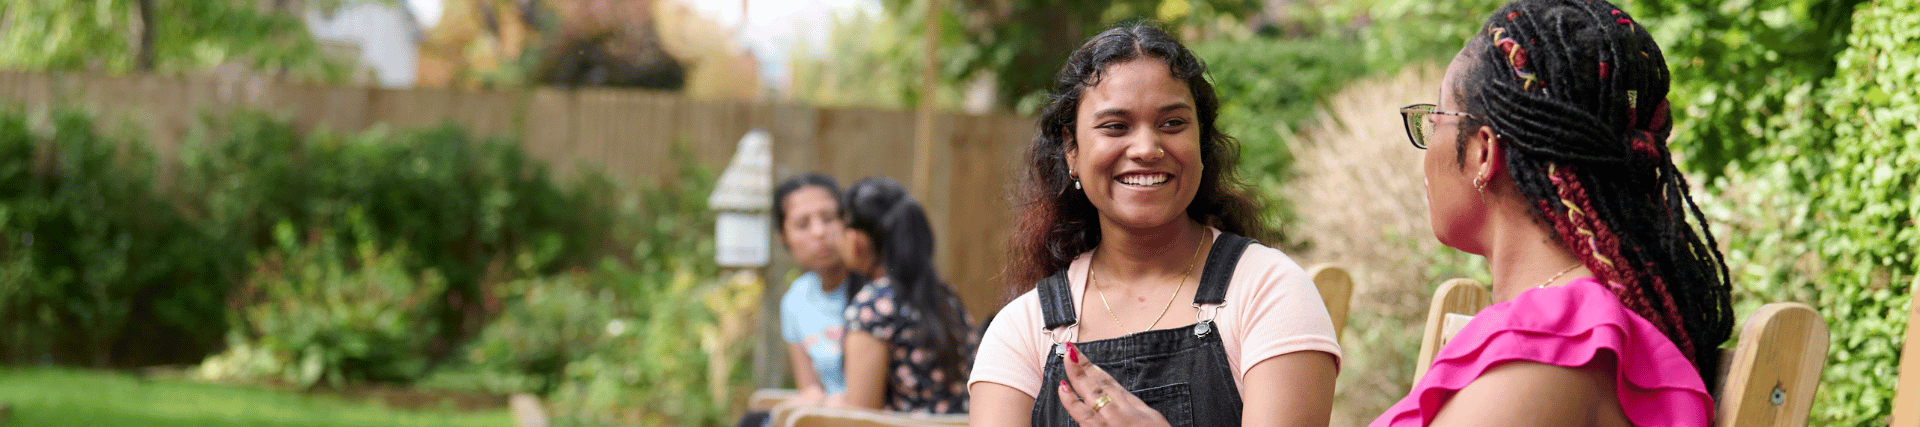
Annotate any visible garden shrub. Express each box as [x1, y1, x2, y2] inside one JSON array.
[[455, 154, 761, 426], [1190, 36, 1369, 241], [0, 110, 234, 366], [218, 213, 447, 388], [463, 272, 618, 396], [180, 114, 604, 343]]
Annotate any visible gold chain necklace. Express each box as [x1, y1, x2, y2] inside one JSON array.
[[1535, 263, 1583, 289], [1092, 231, 1207, 334]]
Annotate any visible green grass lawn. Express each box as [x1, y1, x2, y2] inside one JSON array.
[[0, 367, 514, 427]]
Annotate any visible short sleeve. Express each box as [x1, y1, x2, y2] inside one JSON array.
[[845, 280, 904, 341], [1226, 244, 1343, 378], [780, 273, 819, 344], [967, 289, 1049, 398]]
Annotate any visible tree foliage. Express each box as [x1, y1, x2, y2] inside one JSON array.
[[853, 0, 1258, 111], [0, 0, 346, 80], [1630, 0, 1867, 182]]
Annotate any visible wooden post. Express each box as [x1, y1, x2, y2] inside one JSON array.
[[911, 0, 940, 197], [1893, 275, 1920, 426]]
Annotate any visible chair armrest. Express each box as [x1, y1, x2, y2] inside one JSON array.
[[750, 389, 800, 412], [773, 405, 969, 427]]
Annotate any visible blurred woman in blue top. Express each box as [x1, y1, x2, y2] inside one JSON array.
[[773, 173, 855, 406]]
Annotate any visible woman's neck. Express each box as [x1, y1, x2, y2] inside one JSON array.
[[818, 267, 848, 293], [1480, 201, 1588, 302], [1092, 218, 1208, 290]]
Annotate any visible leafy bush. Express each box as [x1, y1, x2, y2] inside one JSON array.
[[1191, 36, 1369, 241], [462, 272, 618, 396], [212, 214, 446, 388], [0, 110, 234, 366], [180, 114, 601, 335], [544, 267, 760, 427], [1630, 0, 1867, 181]]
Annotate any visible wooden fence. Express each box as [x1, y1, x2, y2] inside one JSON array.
[[0, 71, 1034, 383]]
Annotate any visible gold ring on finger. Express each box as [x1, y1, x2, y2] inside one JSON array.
[[1092, 395, 1112, 412]]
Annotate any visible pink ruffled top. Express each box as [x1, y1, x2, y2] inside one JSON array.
[[1370, 277, 1713, 426]]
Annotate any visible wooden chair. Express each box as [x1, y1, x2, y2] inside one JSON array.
[[1894, 276, 1920, 426], [1308, 264, 1355, 340], [774, 406, 968, 427], [749, 388, 799, 412], [1412, 278, 1490, 382], [1411, 279, 1832, 426]]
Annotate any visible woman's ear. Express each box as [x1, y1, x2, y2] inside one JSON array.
[[1469, 124, 1506, 187], [1062, 130, 1079, 178]]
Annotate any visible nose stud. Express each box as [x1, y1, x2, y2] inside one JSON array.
[[1156, 147, 1165, 157]]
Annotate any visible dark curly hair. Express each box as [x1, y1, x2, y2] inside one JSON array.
[[1005, 22, 1274, 295], [1454, 0, 1734, 387]]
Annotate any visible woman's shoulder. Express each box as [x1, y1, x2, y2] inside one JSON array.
[[984, 288, 1044, 334], [1234, 239, 1303, 269], [1413, 277, 1712, 425], [1221, 239, 1312, 291], [850, 277, 893, 304]]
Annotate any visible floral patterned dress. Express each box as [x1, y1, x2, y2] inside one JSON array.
[[844, 277, 977, 414]]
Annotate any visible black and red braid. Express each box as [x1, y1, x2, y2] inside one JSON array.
[[1453, 0, 1735, 387]]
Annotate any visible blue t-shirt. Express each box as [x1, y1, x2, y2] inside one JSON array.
[[781, 272, 848, 394]]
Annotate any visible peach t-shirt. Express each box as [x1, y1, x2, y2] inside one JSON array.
[[968, 229, 1343, 398]]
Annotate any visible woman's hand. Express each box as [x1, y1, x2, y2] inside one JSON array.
[[1057, 342, 1172, 427]]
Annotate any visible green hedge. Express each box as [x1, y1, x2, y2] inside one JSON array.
[[1806, 0, 1920, 423], [0, 110, 234, 366], [0, 109, 618, 368]]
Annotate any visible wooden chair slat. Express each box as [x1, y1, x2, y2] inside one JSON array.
[[1308, 264, 1356, 340], [1414, 278, 1490, 382], [1715, 302, 1830, 427], [776, 406, 969, 427], [750, 388, 799, 412]]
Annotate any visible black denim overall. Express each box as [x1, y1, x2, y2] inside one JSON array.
[[1031, 232, 1254, 427]]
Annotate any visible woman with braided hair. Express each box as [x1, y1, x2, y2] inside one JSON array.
[[1373, 0, 1733, 425]]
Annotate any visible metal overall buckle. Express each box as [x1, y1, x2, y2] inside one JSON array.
[[1192, 302, 1225, 336]]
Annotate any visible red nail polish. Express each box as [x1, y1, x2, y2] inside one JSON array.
[[1060, 380, 1069, 390], [1067, 342, 1079, 363]]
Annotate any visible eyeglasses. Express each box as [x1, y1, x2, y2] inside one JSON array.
[[1399, 104, 1476, 149]]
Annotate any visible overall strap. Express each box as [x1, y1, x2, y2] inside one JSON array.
[[1036, 269, 1077, 330], [1193, 232, 1255, 305]]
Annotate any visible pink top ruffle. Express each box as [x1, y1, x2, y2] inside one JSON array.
[[1370, 277, 1713, 426]]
